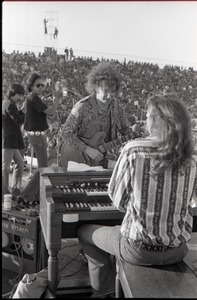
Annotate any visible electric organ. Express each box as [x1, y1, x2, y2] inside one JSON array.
[[39, 167, 124, 294]]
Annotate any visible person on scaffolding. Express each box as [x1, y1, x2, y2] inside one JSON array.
[[53, 27, 58, 39], [43, 18, 49, 34]]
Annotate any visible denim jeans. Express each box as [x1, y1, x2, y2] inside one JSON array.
[[77, 224, 188, 297], [2, 148, 24, 197], [21, 134, 48, 202]]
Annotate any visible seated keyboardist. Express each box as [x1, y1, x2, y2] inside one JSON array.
[[77, 93, 197, 298]]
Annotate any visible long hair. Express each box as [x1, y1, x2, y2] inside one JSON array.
[[26, 72, 41, 92], [145, 93, 194, 175], [7, 84, 25, 99], [85, 62, 120, 94]]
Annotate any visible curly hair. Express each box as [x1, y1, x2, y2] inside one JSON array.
[[26, 72, 41, 92], [145, 93, 194, 175], [7, 84, 25, 99], [85, 62, 120, 94]]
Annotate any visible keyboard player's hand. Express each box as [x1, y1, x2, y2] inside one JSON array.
[[85, 146, 104, 162]]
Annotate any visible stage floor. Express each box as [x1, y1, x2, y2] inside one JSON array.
[[2, 239, 92, 298]]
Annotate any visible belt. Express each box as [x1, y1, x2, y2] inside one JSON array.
[[140, 243, 174, 252], [132, 240, 175, 252], [26, 131, 46, 136]]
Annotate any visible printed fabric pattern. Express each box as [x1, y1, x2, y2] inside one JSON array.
[[61, 96, 133, 152], [108, 139, 197, 247]]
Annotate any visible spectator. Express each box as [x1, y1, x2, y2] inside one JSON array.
[[53, 27, 58, 39], [43, 18, 49, 34], [69, 48, 74, 60], [64, 47, 69, 61]]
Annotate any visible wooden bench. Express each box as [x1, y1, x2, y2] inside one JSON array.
[[115, 232, 197, 298]]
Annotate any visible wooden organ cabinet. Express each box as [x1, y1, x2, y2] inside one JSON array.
[[39, 167, 124, 295]]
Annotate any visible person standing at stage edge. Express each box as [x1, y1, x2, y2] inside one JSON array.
[[61, 62, 137, 169], [16, 72, 62, 207], [2, 84, 26, 199]]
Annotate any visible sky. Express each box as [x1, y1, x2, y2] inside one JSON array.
[[2, 1, 197, 69]]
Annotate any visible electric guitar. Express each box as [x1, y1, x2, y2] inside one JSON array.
[[60, 131, 135, 168]]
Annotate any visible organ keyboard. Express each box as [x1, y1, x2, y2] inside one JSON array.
[[39, 166, 124, 295], [53, 180, 117, 213]]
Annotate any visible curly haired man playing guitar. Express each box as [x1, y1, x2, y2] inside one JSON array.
[[61, 62, 137, 169]]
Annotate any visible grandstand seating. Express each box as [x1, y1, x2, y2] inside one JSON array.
[[2, 50, 197, 157]]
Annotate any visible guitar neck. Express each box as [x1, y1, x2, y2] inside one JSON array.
[[102, 132, 135, 153]]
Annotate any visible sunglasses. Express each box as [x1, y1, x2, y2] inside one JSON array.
[[36, 84, 45, 88]]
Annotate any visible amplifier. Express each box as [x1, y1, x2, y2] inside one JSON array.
[[2, 208, 42, 275]]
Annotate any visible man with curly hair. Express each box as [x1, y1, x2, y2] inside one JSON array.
[[61, 62, 136, 168]]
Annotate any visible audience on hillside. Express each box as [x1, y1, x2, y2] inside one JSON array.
[[2, 49, 197, 159]]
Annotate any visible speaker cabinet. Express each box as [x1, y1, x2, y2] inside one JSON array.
[[2, 208, 42, 274]]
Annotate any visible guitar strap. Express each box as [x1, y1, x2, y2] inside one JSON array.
[[109, 109, 112, 141], [110, 98, 120, 141]]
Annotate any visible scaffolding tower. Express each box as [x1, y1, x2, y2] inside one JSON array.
[[43, 11, 59, 58]]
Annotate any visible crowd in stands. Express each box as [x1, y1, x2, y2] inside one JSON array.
[[2, 49, 197, 160]]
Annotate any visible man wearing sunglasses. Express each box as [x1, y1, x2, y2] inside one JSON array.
[[16, 72, 62, 207]]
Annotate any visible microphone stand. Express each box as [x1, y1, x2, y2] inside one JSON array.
[[56, 110, 63, 167], [46, 92, 63, 167]]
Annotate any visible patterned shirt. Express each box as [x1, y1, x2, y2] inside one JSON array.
[[108, 138, 197, 247], [61, 95, 135, 153]]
